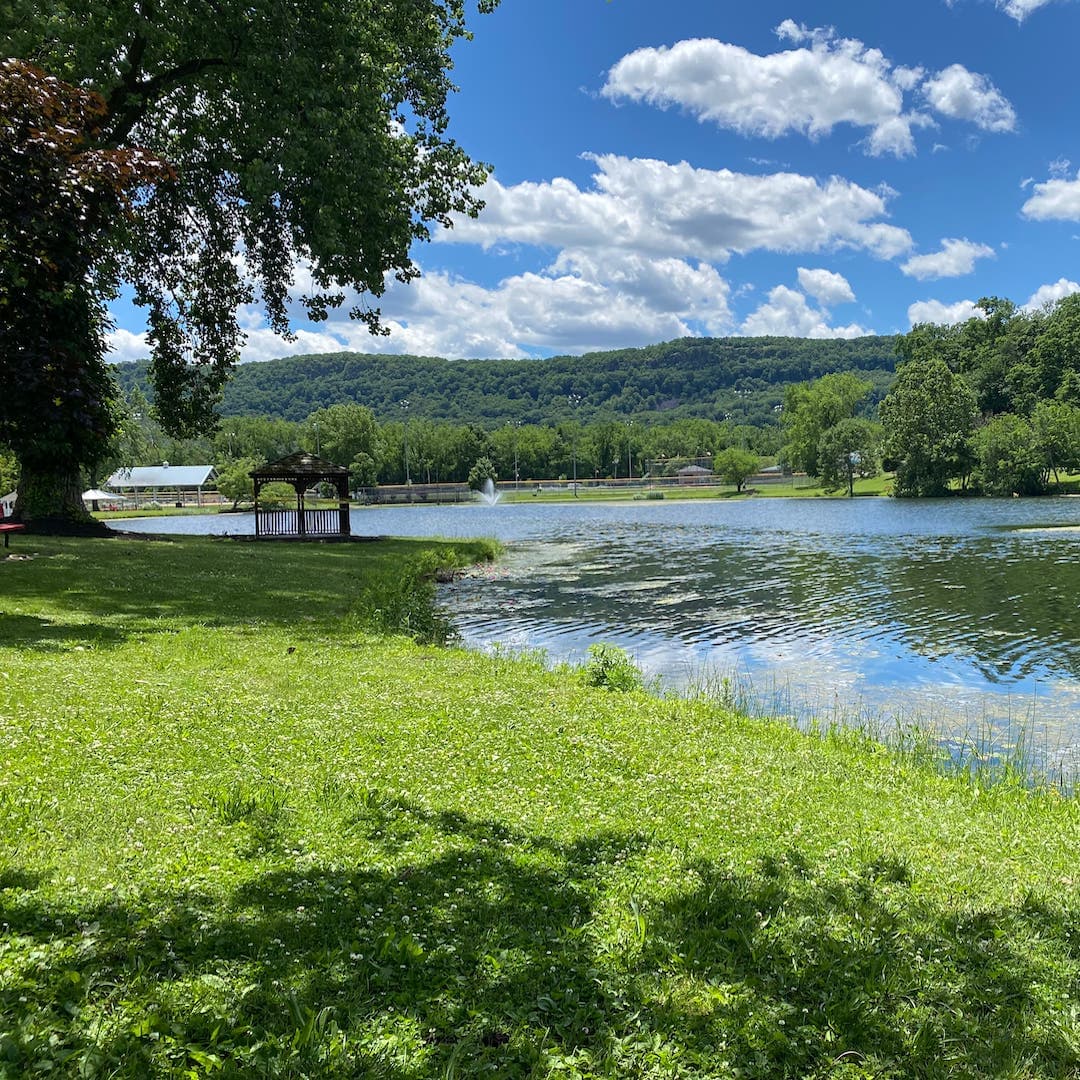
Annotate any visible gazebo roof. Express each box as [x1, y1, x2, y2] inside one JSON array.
[[251, 452, 348, 483]]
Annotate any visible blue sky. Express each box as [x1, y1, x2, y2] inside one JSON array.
[[108, 0, 1080, 363]]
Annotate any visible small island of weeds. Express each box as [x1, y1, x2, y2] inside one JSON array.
[[1, 535, 1079, 1077]]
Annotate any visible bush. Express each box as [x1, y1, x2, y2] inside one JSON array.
[[584, 643, 644, 691]]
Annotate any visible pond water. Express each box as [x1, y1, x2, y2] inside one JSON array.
[[115, 497, 1080, 771]]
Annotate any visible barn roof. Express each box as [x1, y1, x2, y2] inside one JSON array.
[[108, 465, 216, 489]]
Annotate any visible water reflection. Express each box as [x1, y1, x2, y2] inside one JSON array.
[[114, 498, 1080, 770]]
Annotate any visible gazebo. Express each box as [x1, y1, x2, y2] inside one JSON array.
[[251, 452, 351, 539]]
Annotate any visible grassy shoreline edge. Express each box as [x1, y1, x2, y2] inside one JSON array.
[[2, 535, 1079, 1077]]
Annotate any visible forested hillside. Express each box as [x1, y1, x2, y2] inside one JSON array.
[[112, 335, 900, 427]]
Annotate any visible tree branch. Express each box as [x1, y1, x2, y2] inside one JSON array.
[[105, 56, 230, 144]]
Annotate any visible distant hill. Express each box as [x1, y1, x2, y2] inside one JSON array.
[[112, 335, 900, 427]]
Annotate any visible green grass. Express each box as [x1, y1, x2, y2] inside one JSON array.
[[2, 536, 1080, 1077], [500, 475, 894, 503]]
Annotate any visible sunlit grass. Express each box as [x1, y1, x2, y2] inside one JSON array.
[[1, 536, 1079, 1076]]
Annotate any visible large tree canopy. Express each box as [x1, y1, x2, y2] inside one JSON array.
[[1, 0, 496, 526]]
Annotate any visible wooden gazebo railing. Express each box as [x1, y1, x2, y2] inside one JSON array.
[[251, 452, 350, 539]]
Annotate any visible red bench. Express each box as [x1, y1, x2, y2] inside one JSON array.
[[0, 523, 25, 547]]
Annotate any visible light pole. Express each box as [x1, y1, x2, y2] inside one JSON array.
[[626, 419, 634, 481], [399, 399, 410, 485], [567, 395, 582, 497], [509, 420, 521, 491]]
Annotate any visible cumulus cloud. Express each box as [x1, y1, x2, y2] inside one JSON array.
[[105, 328, 149, 364], [212, 248, 736, 362], [601, 24, 1014, 157], [900, 237, 996, 280], [907, 298, 984, 325], [796, 267, 856, 305], [1023, 278, 1080, 311], [741, 285, 870, 338], [1022, 175, 1080, 220], [448, 155, 913, 261], [921, 65, 1016, 131], [740, 270, 868, 338]]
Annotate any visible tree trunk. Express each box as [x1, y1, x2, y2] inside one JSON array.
[[12, 458, 110, 535]]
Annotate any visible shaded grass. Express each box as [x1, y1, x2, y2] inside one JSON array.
[[2, 537, 1080, 1076]]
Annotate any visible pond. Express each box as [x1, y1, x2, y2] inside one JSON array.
[[114, 497, 1080, 772]]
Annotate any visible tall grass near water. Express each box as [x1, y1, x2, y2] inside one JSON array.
[[675, 660, 1075, 793]]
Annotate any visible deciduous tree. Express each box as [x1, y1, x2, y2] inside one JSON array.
[[713, 447, 759, 493], [3, 0, 496, 526], [781, 372, 872, 477], [880, 357, 978, 496]]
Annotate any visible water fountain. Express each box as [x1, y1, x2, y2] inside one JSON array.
[[476, 478, 501, 506]]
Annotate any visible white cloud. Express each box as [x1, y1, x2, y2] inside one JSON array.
[[741, 285, 870, 338], [921, 65, 1016, 132], [900, 237, 996, 280], [995, 0, 1059, 21], [222, 248, 736, 362], [907, 298, 984, 325], [602, 29, 922, 157], [945, 0, 1061, 21], [601, 25, 1013, 157], [1022, 176, 1080, 220], [797, 267, 856, 305], [105, 328, 149, 363], [448, 155, 913, 261], [1023, 278, 1080, 310]]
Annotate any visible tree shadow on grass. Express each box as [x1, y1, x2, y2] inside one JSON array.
[[0, 613, 127, 652], [0, 536, 470, 651], [1, 799, 1077, 1078]]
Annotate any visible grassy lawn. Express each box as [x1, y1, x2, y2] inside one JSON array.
[[499, 475, 893, 504], [2, 535, 1080, 1077]]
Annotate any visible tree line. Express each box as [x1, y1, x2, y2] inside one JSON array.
[[99, 389, 782, 502], [112, 335, 900, 430], [778, 295, 1080, 497]]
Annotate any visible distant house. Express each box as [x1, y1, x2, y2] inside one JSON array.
[[677, 464, 714, 486], [107, 463, 217, 506], [1, 491, 15, 517]]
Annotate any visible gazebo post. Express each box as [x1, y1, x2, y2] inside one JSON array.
[[338, 476, 349, 535]]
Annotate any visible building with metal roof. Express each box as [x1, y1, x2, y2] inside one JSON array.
[[107, 464, 217, 505]]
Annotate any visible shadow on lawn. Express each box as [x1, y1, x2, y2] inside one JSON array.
[[1, 798, 1077, 1078], [0, 536, 474, 650]]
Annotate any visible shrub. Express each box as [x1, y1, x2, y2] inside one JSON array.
[[584, 643, 644, 691]]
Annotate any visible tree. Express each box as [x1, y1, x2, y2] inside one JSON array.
[[302, 404, 381, 471], [880, 357, 978, 496], [713, 448, 759, 493], [817, 419, 880, 496], [213, 416, 298, 465], [3, 0, 497, 526], [215, 456, 259, 509], [781, 373, 872, 477], [467, 456, 497, 491], [972, 414, 1047, 496], [1032, 400, 1080, 482], [0, 61, 171, 529]]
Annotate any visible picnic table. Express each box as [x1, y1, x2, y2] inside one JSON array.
[[0, 522, 25, 547]]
